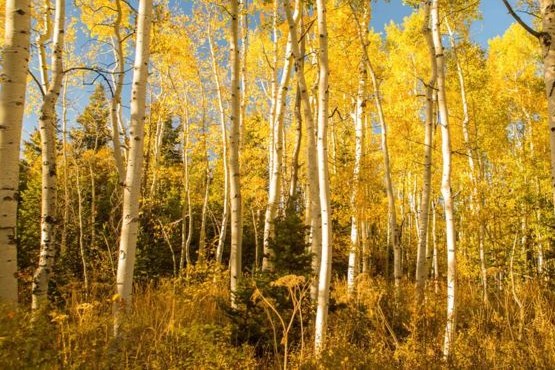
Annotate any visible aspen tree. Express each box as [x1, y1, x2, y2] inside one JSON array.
[[431, 0, 457, 358], [314, 0, 332, 354], [229, 0, 243, 308], [110, 0, 126, 183], [347, 2, 369, 298], [415, 0, 436, 305], [240, 0, 248, 144], [180, 103, 193, 271], [288, 12, 305, 208], [0, 0, 31, 304], [262, 5, 299, 271], [208, 25, 230, 265], [283, 0, 321, 300], [445, 18, 488, 305], [32, 0, 66, 311], [115, 0, 153, 319], [351, 2, 400, 287]]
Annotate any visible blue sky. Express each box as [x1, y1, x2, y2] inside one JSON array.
[[371, 0, 526, 47], [22, 0, 528, 139]]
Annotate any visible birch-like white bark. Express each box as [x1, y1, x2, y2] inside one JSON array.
[[110, 0, 126, 183], [283, 0, 321, 300], [114, 0, 152, 323], [0, 0, 31, 304], [314, 0, 332, 354], [229, 0, 243, 308], [445, 19, 488, 305], [431, 0, 457, 359], [208, 29, 230, 264], [347, 5, 369, 298], [416, 1, 436, 304], [180, 105, 193, 271], [32, 0, 65, 311], [262, 6, 299, 270]]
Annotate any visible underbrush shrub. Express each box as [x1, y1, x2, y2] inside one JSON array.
[[225, 212, 313, 365]]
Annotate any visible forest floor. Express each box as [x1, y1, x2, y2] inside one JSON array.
[[1, 266, 554, 369]]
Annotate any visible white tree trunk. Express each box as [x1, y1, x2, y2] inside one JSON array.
[[416, 1, 436, 304], [229, 0, 243, 308], [110, 0, 126, 183], [180, 106, 193, 271], [114, 0, 152, 321], [208, 29, 230, 265], [0, 0, 31, 304], [347, 3, 369, 298], [431, 0, 457, 359], [314, 0, 332, 354], [32, 0, 65, 311], [283, 0, 321, 300], [262, 8, 298, 270], [446, 19, 488, 305], [240, 0, 248, 146]]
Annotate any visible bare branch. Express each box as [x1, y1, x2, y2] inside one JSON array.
[[501, 0, 540, 39]]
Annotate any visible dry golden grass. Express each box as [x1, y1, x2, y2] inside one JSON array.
[[1, 267, 554, 369]]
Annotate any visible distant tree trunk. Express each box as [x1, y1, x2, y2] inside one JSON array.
[[208, 30, 230, 265], [288, 86, 302, 208], [416, 1, 436, 305], [114, 0, 152, 324], [74, 159, 89, 293], [60, 79, 70, 259], [432, 199, 439, 293], [352, 4, 400, 287], [180, 107, 193, 272], [314, 0, 332, 354], [110, 0, 126, 183], [371, 67, 400, 288], [431, 0, 457, 359], [240, 0, 248, 145], [32, 0, 65, 311], [198, 169, 210, 262], [445, 18, 488, 305], [283, 0, 321, 300], [348, 3, 369, 298], [262, 8, 298, 270], [149, 111, 165, 196], [229, 0, 243, 308], [0, 0, 31, 304]]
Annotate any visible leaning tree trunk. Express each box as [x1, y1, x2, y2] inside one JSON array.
[[415, 0, 436, 305], [114, 0, 152, 325], [431, 0, 457, 359], [229, 0, 243, 309], [0, 0, 31, 304], [314, 0, 332, 355], [32, 0, 65, 311]]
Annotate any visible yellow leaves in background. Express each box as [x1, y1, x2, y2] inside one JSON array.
[[77, 0, 131, 40]]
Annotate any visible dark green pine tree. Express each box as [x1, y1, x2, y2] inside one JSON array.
[[71, 84, 111, 151]]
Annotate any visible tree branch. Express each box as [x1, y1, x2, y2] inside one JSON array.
[[28, 69, 45, 97], [501, 0, 540, 39]]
